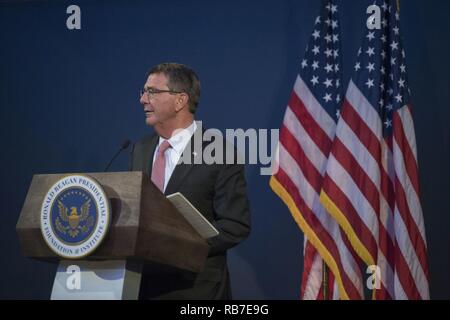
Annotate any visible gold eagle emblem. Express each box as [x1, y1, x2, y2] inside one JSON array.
[[56, 199, 94, 238]]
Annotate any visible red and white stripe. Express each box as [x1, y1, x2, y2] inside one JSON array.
[[392, 106, 430, 299], [271, 76, 364, 299], [301, 240, 341, 300], [320, 80, 430, 299], [301, 240, 327, 300]]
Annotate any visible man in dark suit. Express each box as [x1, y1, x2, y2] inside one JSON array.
[[131, 62, 251, 299]]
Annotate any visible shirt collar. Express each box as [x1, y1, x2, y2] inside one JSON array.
[[158, 121, 197, 155]]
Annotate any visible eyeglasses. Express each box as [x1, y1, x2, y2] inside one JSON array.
[[140, 87, 184, 99]]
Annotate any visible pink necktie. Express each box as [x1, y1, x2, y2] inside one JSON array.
[[151, 140, 172, 192]]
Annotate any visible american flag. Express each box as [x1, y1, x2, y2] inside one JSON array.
[[319, 0, 430, 299], [270, 0, 364, 299]]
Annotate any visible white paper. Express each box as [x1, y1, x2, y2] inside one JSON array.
[[166, 192, 219, 239]]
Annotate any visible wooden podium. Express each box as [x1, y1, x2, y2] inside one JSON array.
[[16, 171, 209, 299]]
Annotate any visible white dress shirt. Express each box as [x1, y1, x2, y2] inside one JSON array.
[[152, 121, 197, 192]]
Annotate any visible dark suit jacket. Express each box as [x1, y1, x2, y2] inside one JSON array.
[[130, 127, 251, 299]]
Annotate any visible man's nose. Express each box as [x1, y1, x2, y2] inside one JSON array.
[[140, 94, 148, 105]]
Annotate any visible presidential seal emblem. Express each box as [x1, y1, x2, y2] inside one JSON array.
[[40, 175, 110, 259]]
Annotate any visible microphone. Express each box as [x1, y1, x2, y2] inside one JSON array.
[[104, 139, 131, 172]]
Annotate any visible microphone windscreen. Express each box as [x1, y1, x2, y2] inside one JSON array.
[[121, 139, 131, 149]]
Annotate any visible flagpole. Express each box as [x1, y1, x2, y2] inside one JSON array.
[[397, 0, 400, 12], [323, 261, 329, 299]]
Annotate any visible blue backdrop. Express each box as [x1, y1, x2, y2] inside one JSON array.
[[1, 0, 449, 299]]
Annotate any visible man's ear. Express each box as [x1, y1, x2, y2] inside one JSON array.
[[175, 93, 189, 112]]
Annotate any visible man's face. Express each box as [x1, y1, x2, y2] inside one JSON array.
[[140, 73, 178, 128]]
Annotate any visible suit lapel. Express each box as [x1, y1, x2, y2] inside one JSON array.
[[142, 135, 159, 176], [164, 128, 203, 195]]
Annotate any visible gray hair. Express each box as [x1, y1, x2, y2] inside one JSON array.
[[147, 62, 201, 114]]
